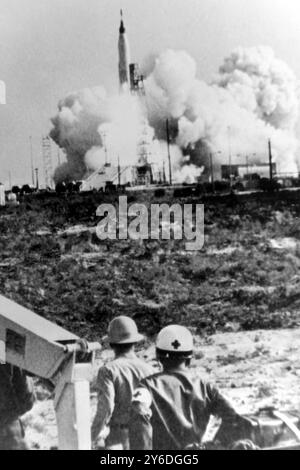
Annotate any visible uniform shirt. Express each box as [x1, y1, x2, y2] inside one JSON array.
[[91, 351, 154, 444], [130, 369, 245, 450]]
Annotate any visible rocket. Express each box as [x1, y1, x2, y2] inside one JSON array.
[[118, 9, 131, 92]]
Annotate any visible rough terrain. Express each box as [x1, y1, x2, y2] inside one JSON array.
[[1, 189, 300, 448]]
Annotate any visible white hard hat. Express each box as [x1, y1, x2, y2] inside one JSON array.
[[107, 316, 144, 344], [156, 325, 193, 356]]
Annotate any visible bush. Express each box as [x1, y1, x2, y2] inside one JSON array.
[[154, 188, 166, 198], [259, 178, 281, 192], [173, 187, 195, 198]]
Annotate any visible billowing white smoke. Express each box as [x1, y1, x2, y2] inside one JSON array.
[[84, 93, 146, 169], [145, 47, 299, 174], [173, 164, 204, 184], [51, 46, 299, 183], [216, 46, 298, 130], [51, 87, 165, 182], [51, 86, 108, 182]]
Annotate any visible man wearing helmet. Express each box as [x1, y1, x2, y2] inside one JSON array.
[[91, 316, 154, 450], [129, 324, 249, 450]]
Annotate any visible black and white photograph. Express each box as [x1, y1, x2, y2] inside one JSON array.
[[0, 0, 300, 454]]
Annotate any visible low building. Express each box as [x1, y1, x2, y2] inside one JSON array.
[[80, 160, 166, 192], [221, 163, 276, 180]]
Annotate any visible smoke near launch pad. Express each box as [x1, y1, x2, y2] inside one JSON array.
[[50, 45, 299, 184]]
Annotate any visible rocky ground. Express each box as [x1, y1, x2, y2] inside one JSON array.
[[1, 189, 300, 448], [23, 327, 300, 449]]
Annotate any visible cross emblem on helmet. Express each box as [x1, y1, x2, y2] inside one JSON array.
[[171, 339, 181, 349]]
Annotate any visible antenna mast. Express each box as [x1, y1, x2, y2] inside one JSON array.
[[166, 119, 172, 185], [42, 136, 54, 189], [30, 136, 35, 186]]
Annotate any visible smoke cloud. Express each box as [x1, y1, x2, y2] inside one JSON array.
[[145, 46, 299, 174], [50, 46, 300, 183]]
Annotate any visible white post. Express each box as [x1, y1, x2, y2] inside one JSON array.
[[54, 360, 93, 450], [0, 184, 5, 206]]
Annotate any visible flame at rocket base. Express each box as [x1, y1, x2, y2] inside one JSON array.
[[118, 11, 131, 92]]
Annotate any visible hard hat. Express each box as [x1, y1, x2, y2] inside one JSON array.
[[156, 325, 193, 357], [107, 316, 144, 344]]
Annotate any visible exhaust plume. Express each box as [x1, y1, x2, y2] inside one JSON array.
[[50, 46, 299, 183], [145, 47, 299, 175]]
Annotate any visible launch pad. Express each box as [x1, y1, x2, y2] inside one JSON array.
[[80, 11, 168, 193]]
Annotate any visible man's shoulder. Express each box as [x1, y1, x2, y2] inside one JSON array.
[[142, 369, 190, 380], [112, 355, 153, 369], [98, 356, 153, 375], [133, 357, 155, 372], [141, 370, 212, 390], [140, 370, 165, 386]]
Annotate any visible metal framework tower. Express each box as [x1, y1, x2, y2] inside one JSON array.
[[129, 63, 145, 97], [42, 136, 53, 189]]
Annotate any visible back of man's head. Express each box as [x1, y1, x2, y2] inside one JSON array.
[[110, 342, 135, 355]]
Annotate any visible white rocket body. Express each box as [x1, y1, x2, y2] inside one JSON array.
[[118, 18, 130, 92]]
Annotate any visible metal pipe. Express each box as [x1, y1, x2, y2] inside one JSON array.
[[210, 153, 214, 191], [268, 139, 273, 181], [166, 119, 172, 185], [35, 168, 39, 190]]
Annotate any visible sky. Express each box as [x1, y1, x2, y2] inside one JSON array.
[[0, 0, 300, 186]]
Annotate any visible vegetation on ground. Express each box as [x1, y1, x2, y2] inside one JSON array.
[[1, 189, 300, 340]]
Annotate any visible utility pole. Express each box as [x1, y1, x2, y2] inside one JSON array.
[[163, 160, 166, 184], [30, 136, 35, 187], [227, 126, 232, 188], [166, 119, 172, 185], [268, 139, 273, 181], [101, 131, 110, 167], [35, 168, 39, 190], [209, 153, 215, 192], [117, 156, 121, 187], [8, 171, 12, 190], [104, 145, 109, 167]]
